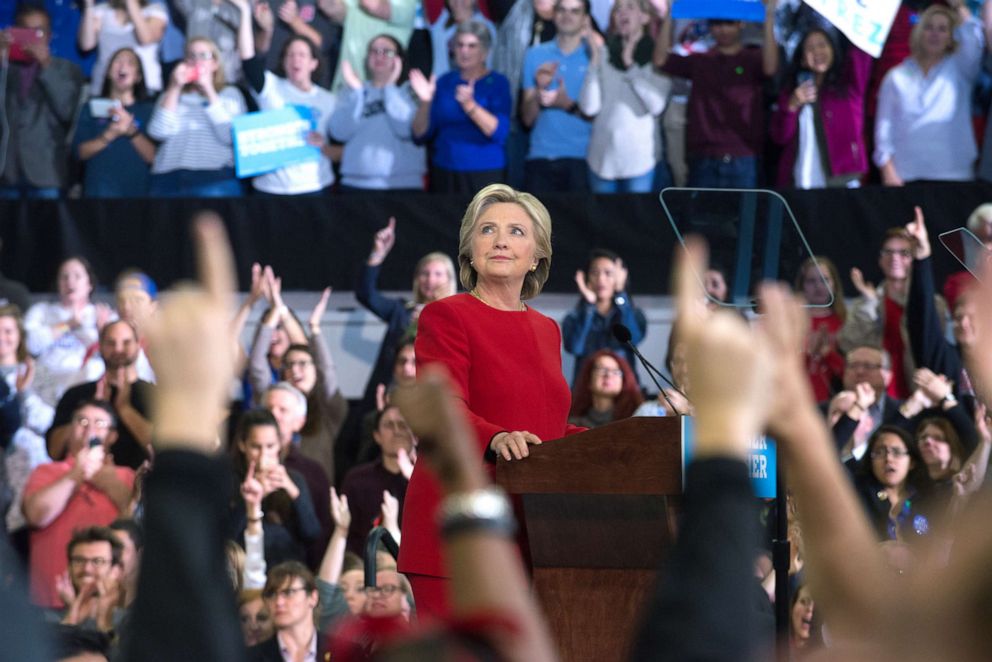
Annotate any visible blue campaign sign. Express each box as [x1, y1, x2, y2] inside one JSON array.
[[232, 106, 319, 178], [670, 0, 766, 22], [681, 417, 777, 498]]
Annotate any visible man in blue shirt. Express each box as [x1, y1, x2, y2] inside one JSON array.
[[520, 0, 599, 192]]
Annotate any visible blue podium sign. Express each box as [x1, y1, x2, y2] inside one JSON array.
[[232, 106, 319, 178], [681, 416, 777, 498]]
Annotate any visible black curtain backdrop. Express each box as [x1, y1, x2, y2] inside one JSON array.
[[3, 181, 991, 297]]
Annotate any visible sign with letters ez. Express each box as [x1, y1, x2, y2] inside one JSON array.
[[802, 0, 899, 58]]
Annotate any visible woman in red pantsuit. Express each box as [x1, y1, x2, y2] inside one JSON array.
[[398, 184, 584, 618]]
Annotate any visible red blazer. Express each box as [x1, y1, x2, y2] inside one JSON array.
[[398, 294, 583, 579]]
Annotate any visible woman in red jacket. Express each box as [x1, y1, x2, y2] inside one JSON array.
[[769, 29, 872, 189], [398, 184, 584, 618]]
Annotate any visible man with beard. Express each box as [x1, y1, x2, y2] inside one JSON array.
[[46, 320, 156, 469]]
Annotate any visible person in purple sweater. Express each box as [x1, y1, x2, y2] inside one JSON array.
[[653, 0, 779, 188], [770, 29, 873, 189]]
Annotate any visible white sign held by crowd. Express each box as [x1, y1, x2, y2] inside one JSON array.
[[802, 0, 899, 58]]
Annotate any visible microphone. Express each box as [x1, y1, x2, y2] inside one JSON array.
[[612, 323, 689, 416]]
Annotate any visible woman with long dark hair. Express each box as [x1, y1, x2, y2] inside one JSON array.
[[851, 425, 934, 541], [78, 0, 168, 95], [74, 47, 157, 197], [769, 29, 872, 189]]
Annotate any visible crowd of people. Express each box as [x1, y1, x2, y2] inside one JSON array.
[[0, 179, 988, 659], [6, 0, 992, 197]]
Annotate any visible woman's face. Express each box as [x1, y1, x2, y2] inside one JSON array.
[[392, 344, 416, 386], [185, 41, 218, 80], [340, 569, 367, 615], [282, 348, 317, 395], [58, 259, 93, 305], [469, 203, 539, 293], [801, 32, 834, 75], [416, 259, 451, 303], [801, 264, 833, 306], [870, 433, 913, 488], [921, 13, 953, 60], [239, 597, 273, 647], [367, 37, 400, 81], [0, 316, 20, 364], [587, 257, 618, 303], [283, 39, 318, 87], [239, 425, 282, 471], [791, 586, 814, 645], [590, 355, 624, 399], [453, 32, 486, 74], [107, 50, 141, 93], [916, 423, 954, 471], [612, 0, 649, 38]]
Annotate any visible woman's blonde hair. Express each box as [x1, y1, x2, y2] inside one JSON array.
[[456, 184, 552, 300], [910, 5, 959, 62], [412, 252, 457, 304], [187, 37, 226, 91]]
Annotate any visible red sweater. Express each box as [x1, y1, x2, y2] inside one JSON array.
[[398, 294, 581, 579]]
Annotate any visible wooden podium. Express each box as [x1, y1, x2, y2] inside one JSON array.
[[493, 417, 684, 662]]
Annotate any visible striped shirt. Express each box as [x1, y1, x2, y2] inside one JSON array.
[[148, 87, 245, 173]]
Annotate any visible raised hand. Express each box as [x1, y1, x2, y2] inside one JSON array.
[[55, 570, 76, 607], [534, 61, 558, 89], [380, 490, 399, 530], [375, 383, 388, 411], [850, 267, 877, 302], [905, 206, 930, 260], [789, 80, 817, 111], [144, 212, 238, 450], [247, 263, 265, 305], [254, 0, 275, 32], [278, 0, 300, 23], [329, 487, 351, 530], [392, 366, 488, 492], [241, 460, 264, 515], [455, 79, 476, 108], [340, 59, 363, 90], [387, 56, 403, 86], [396, 446, 415, 479], [614, 258, 629, 293], [369, 217, 397, 265], [263, 463, 300, 500], [309, 287, 331, 329], [409, 69, 436, 104], [675, 238, 774, 455], [538, 77, 572, 109], [574, 270, 595, 304]]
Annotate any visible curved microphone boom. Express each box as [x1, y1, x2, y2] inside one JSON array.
[[611, 323, 689, 416]]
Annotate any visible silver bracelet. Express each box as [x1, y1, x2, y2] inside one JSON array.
[[438, 486, 516, 538]]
